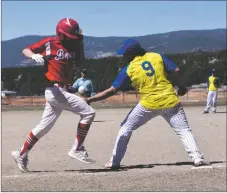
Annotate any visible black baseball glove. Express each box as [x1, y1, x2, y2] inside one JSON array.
[[176, 85, 188, 96], [214, 77, 220, 88]]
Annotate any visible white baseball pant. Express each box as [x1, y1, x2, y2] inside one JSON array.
[[111, 103, 204, 165], [32, 85, 96, 139], [205, 90, 217, 112]]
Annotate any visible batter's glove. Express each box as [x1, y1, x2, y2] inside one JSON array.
[[31, 54, 44, 63], [176, 85, 188, 96]]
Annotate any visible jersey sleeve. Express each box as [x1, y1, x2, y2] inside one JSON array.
[[112, 66, 130, 89], [27, 38, 50, 54], [160, 54, 178, 73], [71, 78, 80, 91]]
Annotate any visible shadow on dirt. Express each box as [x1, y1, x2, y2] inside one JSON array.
[[93, 120, 114, 122], [30, 161, 225, 173]]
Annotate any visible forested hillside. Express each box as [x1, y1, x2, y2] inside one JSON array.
[[2, 49, 227, 96]]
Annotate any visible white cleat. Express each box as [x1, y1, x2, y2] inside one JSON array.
[[11, 151, 29, 172], [194, 158, 211, 167], [68, 147, 95, 164]]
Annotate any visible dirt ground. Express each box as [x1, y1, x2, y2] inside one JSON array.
[[1, 106, 226, 191]]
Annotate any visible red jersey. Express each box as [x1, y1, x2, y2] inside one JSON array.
[[27, 37, 84, 85]]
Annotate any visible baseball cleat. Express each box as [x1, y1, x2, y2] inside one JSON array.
[[194, 158, 211, 167], [203, 111, 209, 114], [104, 160, 120, 169], [11, 151, 29, 172], [68, 147, 95, 164]]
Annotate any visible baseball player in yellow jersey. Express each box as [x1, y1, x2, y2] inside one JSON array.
[[86, 39, 211, 168], [203, 69, 219, 114]]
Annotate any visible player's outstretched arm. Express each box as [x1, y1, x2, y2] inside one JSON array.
[[23, 38, 50, 63], [86, 65, 129, 104], [23, 48, 44, 63], [87, 86, 117, 103]]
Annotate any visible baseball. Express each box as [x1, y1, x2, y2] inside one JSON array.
[[78, 86, 85, 94]]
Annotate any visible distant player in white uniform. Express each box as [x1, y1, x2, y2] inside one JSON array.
[[86, 39, 211, 168], [11, 18, 96, 172], [203, 69, 220, 114]]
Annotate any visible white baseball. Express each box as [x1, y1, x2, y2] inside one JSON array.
[[78, 86, 85, 94]]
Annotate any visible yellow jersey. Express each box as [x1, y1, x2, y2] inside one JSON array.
[[112, 52, 180, 109], [208, 75, 217, 91]]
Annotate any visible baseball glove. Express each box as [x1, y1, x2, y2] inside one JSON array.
[[176, 85, 188, 96], [214, 77, 220, 88]]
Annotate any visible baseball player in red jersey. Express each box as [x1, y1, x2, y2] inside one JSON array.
[[11, 18, 96, 172]]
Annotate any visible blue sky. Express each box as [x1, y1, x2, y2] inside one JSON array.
[[2, 1, 226, 40]]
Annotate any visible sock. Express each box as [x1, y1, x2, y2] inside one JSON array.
[[19, 131, 38, 157], [73, 123, 90, 151]]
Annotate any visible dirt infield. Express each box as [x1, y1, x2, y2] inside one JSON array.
[[1, 106, 226, 191]]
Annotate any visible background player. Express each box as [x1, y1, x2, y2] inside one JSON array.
[[11, 18, 96, 172], [71, 68, 94, 97], [86, 39, 210, 168], [203, 69, 220, 114]]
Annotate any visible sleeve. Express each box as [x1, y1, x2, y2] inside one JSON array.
[[112, 66, 130, 89], [27, 38, 50, 54], [71, 78, 80, 92], [160, 54, 178, 73]]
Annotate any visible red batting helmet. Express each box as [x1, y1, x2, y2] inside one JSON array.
[[56, 18, 82, 40]]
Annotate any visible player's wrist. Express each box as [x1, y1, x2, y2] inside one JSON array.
[[87, 97, 92, 103]]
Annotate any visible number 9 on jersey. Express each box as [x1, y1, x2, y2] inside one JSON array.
[[142, 61, 155, 77]]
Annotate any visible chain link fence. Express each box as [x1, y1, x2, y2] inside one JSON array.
[[2, 87, 227, 107]]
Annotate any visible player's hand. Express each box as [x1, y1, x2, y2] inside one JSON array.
[[31, 54, 44, 63], [176, 86, 188, 96]]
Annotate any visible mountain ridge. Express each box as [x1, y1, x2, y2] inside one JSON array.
[[2, 28, 226, 68]]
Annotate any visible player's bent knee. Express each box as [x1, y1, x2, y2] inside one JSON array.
[[80, 111, 96, 125], [119, 126, 134, 136], [121, 122, 138, 132]]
